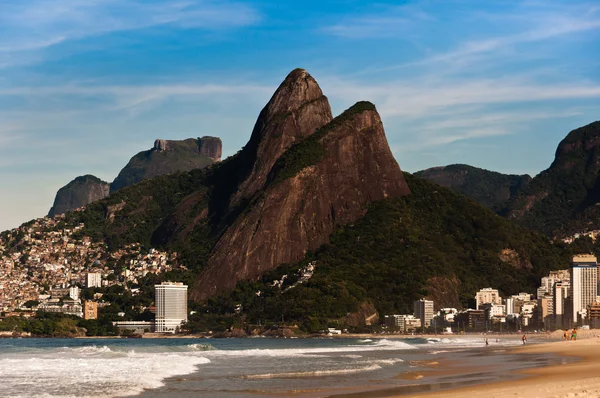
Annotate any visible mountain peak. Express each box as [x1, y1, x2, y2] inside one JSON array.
[[229, 69, 333, 204]]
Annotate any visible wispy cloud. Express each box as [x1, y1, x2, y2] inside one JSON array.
[[322, 4, 432, 39], [0, 0, 260, 54], [329, 1, 600, 76], [323, 76, 600, 118]]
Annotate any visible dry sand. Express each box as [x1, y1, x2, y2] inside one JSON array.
[[405, 328, 600, 398]]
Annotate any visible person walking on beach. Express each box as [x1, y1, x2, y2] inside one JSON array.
[[564, 330, 569, 341], [485, 338, 489, 346], [522, 334, 527, 345], [571, 329, 577, 341]]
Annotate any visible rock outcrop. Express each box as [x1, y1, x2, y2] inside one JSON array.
[[110, 138, 215, 193], [198, 136, 222, 161], [48, 175, 110, 217], [191, 100, 410, 300], [415, 164, 531, 211]]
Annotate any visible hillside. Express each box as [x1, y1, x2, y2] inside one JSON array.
[[415, 164, 531, 211], [110, 137, 219, 193], [198, 173, 571, 332], [48, 175, 110, 217], [504, 121, 600, 236]]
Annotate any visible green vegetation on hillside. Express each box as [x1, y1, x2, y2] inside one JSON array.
[[192, 173, 574, 332], [110, 139, 214, 193], [0, 312, 118, 337], [415, 164, 530, 211], [270, 101, 376, 184], [504, 121, 600, 236]]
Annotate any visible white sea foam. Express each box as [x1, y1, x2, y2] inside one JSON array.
[[201, 339, 416, 359], [244, 364, 382, 379], [187, 343, 216, 351], [424, 337, 521, 348], [0, 349, 211, 397], [359, 338, 373, 342]]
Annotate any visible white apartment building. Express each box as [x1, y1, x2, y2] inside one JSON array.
[[570, 255, 598, 324], [481, 303, 505, 319], [475, 288, 501, 309], [384, 314, 421, 332], [69, 286, 80, 301], [155, 282, 188, 333], [413, 299, 434, 328], [86, 273, 102, 288]]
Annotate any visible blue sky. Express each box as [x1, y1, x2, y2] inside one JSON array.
[[1, 0, 599, 231]]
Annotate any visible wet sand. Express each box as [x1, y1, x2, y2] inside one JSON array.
[[398, 329, 600, 398]]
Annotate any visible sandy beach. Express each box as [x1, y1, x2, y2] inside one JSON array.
[[405, 329, 600, 398]]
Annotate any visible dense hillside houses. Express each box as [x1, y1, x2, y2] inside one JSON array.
[[0, 214, 180, 314]]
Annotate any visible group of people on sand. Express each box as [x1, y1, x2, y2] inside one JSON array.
[[564, 328, 578, 341]]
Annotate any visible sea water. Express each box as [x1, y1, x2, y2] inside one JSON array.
[[0, 337, 523, 397]]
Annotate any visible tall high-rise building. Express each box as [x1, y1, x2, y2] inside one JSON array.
[[475, 288, 501, 309], [155, 282, 188, 333], [86, 273, 102, 288], [570, 254, 598, 324], [413, 299, 434, 329], [553, 281, 570, 329]]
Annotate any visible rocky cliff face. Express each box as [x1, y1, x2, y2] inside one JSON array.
[[110, 138, 215, 193], [231, 68, 333, 205], [48, 175, 110, 216], [415, 164, 531, 211], [503, 121, 600, 235], [192, 101, 410, 300], [198, 136, 222, 161]]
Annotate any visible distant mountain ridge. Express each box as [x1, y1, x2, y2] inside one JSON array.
[[110, 137, 219, 193], [503, 121, 600, 236], [414, 164, 531, 211], [48, 136, 222, 216]]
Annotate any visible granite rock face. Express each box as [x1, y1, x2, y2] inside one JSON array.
[[48, 175, 110, 217], [231, 68, 333, 205], [110, 138, 215, 193], [198, 136, 222, 161], [191, 100, 410, 300]]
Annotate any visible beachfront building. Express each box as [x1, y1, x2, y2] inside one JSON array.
[[154, 282, 188, 333], [570, 254, 598, 325], [113, 321, 154, 334], [587, 302, 600, 328], [455, 309, 486, 331], [413, 299, 434, 329], [553, 281, 570, 329], [383, 314, 421, 332], [536, 296, 554, 327], [475, 288, 501, 309]]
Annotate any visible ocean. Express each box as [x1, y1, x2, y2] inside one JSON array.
[[0, 336, 556, 397]]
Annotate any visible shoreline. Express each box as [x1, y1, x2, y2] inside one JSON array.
[[398, 331, 600, 398]]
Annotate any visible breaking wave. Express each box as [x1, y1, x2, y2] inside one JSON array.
[[244, 364, 382, 379], [0, 348, 211, 397]]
